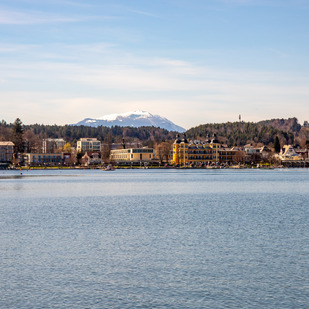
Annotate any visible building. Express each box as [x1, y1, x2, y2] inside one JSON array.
[[110, 148, 155, 165], [0, 141, 14, 162], [244, 145, 262, 154], [77, 138, 101, 153], [172, 134, 237, 166], [63, 153, 75, 166], [279, 145, 303, 161], [82, 151, 102, 166], [294, 148, 309, 159], [42, 138, 66, 153], [24, 153, 63, 166], [244, 145, 273, 162]]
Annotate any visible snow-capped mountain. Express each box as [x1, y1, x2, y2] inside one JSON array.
[[72, 110, 186, 132]]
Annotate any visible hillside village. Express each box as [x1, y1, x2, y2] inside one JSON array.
[[1, 117, 309, 169]]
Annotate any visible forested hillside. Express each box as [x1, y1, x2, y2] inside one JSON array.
[[257, 117, 302, 133], [0, 121, 176, 146], [1, 118, 308, 148], [186, 118, 308, 147]]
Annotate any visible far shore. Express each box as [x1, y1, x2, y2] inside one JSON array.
[[2, 163, 309, 171]]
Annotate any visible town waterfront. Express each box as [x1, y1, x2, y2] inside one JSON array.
[[1, 169, 309, 308]]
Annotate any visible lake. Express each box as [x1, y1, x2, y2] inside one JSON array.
[[1, 168, 308, 308]]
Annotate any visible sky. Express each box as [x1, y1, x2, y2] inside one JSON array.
[[0, 0, 309, 129]]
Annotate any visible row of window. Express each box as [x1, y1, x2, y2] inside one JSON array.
[[111, 150, 131, 154], [32, 155, 61, 158], [189, 156, 212, 160], [111, 149, 154, 155], [176, 151, 234, 155], [112, 155, 130, 159], [32, 158, 62, 162], [111, 154, 153, 160], [131, 149, 153, 153], [189, 151, 212, 154]]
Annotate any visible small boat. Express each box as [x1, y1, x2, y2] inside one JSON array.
[[102, 164, 116, 171]]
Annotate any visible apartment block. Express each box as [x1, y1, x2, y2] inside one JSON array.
[[77, 138, 101, 153]]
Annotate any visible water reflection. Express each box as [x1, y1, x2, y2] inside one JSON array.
[[1, 169, 309, 308]]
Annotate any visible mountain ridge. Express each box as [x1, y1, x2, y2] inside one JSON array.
[[72, 110, 186, 132]]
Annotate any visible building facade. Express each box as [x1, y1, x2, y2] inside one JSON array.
[[42, 138, 66, 153], [82, 151, 103, 166], [24, 153, 63, 165], [172, 134, 237, 166], [110, 148, 155, 164], [279, 145, 303, 161], [0, 141, 14, 162], [77, 138, 101, 153]]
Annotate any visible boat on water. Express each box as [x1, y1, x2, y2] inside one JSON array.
[[102, 164, 116, 171]]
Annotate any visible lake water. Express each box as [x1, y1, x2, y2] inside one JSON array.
[[1, 168, 308, 308]]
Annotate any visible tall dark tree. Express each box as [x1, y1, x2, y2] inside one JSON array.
[[76, 151, 84, 165], [0, 120, 12, 141], [11, 118, 24, 154], [274, 136, 281, 153]]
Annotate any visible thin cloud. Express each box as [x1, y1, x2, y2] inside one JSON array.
[[127, 8, 161, 19], [0, 8, 77, 24], [217, 0, 309, 8], [112, 4, 161, 19], [0, 7, 113, 25], [62, 1, 95, 8], [0, 44, 35, 53], [1, 43, 308, 126]]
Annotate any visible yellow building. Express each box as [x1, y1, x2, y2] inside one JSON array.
[[172, 134, 237, 166], [110, 148, 155, 164]]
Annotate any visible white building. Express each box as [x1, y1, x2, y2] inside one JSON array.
[[82, 151, 103, 166], [279, 145, 302, 161], [77, 138, 101, 153], [244, 146, 261, 154]]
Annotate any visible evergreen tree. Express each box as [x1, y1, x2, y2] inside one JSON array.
[[11, 118, 24, 154], [274, 136, 281, 153], [76, 151, 84, 165]]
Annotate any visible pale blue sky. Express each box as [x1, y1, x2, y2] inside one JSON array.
[[0, 0, 309, 129]]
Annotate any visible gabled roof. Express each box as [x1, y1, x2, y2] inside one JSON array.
[[0, 141, 14, 146], [83, 151, 102, 157]]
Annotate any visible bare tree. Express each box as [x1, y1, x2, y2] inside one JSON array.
[[24, 129, 42, 153], [264, 152, 280, 166], [233, 151, 246, 164], [102, 132, 113, 162], [156, 141, 172, 164]]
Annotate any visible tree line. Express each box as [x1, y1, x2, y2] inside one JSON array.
[[0, 119, 177, 154], [186, 118, 309, 148], [1, 117, 308, 155]]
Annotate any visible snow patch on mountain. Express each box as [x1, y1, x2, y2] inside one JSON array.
[[72, 110, 186, 132]]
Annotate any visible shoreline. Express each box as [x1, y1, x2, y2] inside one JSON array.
[[2, 164, 309, 171]]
